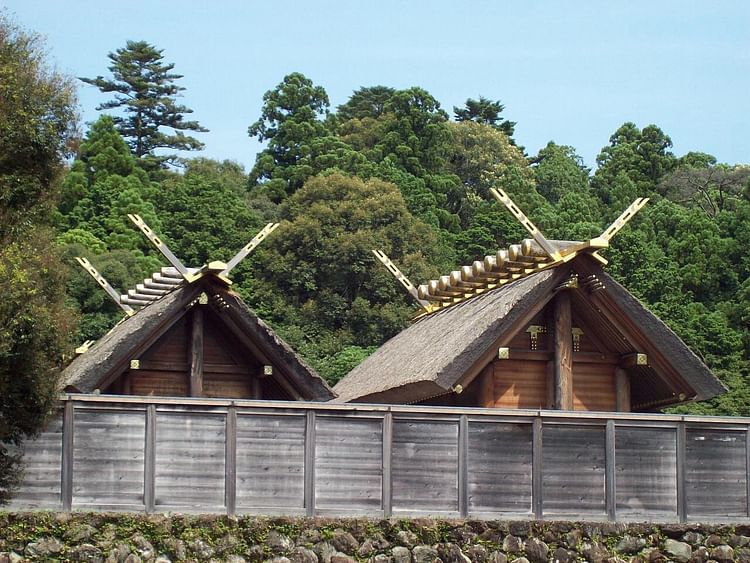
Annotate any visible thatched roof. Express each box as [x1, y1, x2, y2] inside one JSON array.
[[63, 277, 335, 401], [334, 268, 563, 404], [334, 257, 725, 407]]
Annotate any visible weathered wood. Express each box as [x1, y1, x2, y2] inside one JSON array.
[[605, 420, 616, 521], [615, 368, 631, 412], [225, 407, 237, 515], [315, 416, 383, 510], [304, 410, 316, 516], [469, 421, 533, 514], [677, 422, 687, 522], [61, 401, 74, 511], [615, 426, 677, 517], [154, 412, 225, 509], [382, 412, 393, 516], [19, 397, 750, 520], [189, 307, 204, 397], [545, 360, 555, 409], [235, 414, 305, 510], [532, 417, 543, 518], [553, 292, 573, 410], [458, 415, 469, 518], [392, 419, 458, 513], [10, 412, 63, 509], [144, 405, 155, 512], [685, 427, 747, 518], [747, 427, 750, 518], [72, 409, 145, 508], [543, 424, 606, 516], [252, 370, 262, 400]]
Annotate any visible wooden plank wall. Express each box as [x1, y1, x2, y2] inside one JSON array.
[[11, 397, 750, 522]]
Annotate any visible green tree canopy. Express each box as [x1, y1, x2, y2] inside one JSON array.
[[593, 122, 676, 203], [246, 172, 448, 381], [0, 16, 77, 504], [248, 72, 333, 199], [81, 40, 207, 170], [453, 96, 516, 140]]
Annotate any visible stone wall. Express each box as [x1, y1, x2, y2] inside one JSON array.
[[1, 513, 750, 563]]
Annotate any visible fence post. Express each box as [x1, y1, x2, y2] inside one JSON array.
[[304, 410, 316, 516], [532, 417, 543, 519], [676, 421, 687, 523], [382, 412, 393, 517], [747, 425, 750, 518], [605, 420, 617, 521], [60, 400, 74, 512], [458, 415, 469, 518], [144, 405, 156, 513], [225, 407, 237, 516]]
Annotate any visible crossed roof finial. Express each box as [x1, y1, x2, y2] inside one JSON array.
[[374, 190, 649, 317]]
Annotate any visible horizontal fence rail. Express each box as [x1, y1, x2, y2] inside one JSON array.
[[10, 394, 750, 522]]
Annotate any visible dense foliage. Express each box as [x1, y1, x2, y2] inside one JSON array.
[[0, 16, 78, 503], [58, 63, 750, 413], [2, 15, 749, 490]]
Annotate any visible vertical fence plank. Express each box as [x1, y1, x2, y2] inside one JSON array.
[[304, 410, 316, 516], [143, 405, 156, 513], [382, 412, 393, 517], [458, 415, 469, 518], [747, 426, 750, 519], [225, 407, 237, 516], [605, 420, 616, 521], [677, 421, 687, 522], [532, 417, 543, 519], [60, 400, 74, 512]]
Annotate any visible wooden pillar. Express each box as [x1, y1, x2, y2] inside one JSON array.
[[545, 360, 555, 409], [479, 365, 494, 408], [615, 368, 631, 412], [189, 307, 204, 397], [553, 292, 573, 410], [252, 368, 263, 400]]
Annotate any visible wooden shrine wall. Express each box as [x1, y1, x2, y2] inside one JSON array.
[[11, 395, 750, 522], [103, 308, 279, 400]]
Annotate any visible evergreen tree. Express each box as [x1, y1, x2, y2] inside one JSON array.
[[0, 16, 77, 504], [248, 72, 332, 200], [454, 96, 516, 140], [81, 40, 207, 170]]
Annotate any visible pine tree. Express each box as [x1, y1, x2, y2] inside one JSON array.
[[81, 40, 207, 169]]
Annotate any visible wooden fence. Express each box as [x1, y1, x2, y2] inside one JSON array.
[[10, 394, 750, 522]]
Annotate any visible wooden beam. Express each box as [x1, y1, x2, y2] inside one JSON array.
[[189, 307, 204, 397], [615, 368, 631, 412], [553, 292, 573, 410]]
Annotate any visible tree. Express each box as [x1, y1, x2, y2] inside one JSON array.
[[81, 40, 206, 169], [592, 122, 675, 203], [154, 158, 264, 268], [248, 72, 332, 199], [336, 86, 395, 122], [447, 121, 534, 225], [245, 172, 449, 382], [454, 96, 516, 140], [0, 16, 77, 504]]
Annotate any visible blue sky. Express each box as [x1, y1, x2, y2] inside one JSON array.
[[4, 1, 748, 170]]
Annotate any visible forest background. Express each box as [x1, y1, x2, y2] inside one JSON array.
[[1, 4, 750, 478]]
